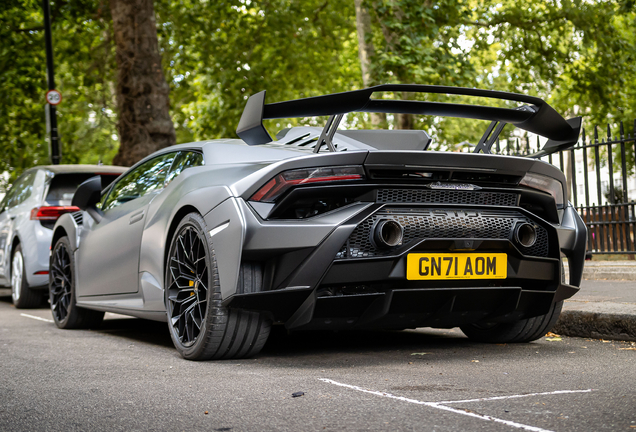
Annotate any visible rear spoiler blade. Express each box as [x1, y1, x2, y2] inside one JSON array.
[[236, 85, 581, 153]]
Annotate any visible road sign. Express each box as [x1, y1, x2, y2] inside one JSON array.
[[46, 89, 62, 105]]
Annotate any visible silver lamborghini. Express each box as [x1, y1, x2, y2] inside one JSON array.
[[49, 85, 587, 360]]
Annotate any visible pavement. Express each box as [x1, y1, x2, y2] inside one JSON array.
[[2, 299, 635, 432], [556, 260, 636, 341]]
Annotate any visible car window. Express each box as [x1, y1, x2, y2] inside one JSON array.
[[0, 187, 13, 210], [164, 151, 204, 186], [7, 170, 37, 208], [101, 153, 175, 211], [45, 173, 123, 206]]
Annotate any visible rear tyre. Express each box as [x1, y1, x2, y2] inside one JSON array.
[[11, 245, 41, 309], [460, 300, 563, 343], [49, 236, 104, 329], [165, 213, 271, 361]]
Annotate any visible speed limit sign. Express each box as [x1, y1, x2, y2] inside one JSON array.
[[46, 89, 62, 105]]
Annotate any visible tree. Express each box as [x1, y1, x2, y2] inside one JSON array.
[[354, 0, 386, 127], [3, 0, 636, 194], [355, 0, 636, 146], [0, 0, 119, 192], [153, 0, 361, 142], [110, 0, 175, 166]]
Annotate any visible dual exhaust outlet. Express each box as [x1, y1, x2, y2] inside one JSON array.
[[370, 219, 537, 249]]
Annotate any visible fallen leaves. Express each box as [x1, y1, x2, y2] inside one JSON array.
[[545, 331, 562, 341]]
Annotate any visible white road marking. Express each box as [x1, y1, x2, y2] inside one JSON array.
[[20, 313, 54, 323], [319, 378, 593, 432], [437, 389, 593, 405]]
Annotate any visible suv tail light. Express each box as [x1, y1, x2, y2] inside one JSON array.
[[30, 206, 80, 221], [251, 165, 365, 203]]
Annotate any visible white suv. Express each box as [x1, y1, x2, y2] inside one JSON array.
[[0, 165, 126, 308]]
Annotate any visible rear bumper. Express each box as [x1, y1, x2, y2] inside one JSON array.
[[228, 201, 586, 330]]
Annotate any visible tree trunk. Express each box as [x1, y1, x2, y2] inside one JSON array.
[[110, 0, 175, 167], [354, 0, 386, 128], [396, 92, 415, 129]]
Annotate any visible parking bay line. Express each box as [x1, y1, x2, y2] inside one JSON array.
[[319, 378, 594, 432], [20, 313, 54, 323]]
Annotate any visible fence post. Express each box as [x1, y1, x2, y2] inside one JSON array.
[[594, 125, 605, 251], [607, 124, 619, 250]]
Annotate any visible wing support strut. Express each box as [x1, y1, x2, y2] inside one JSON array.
[[473, 121, 506, 154], [314, 114, 344, 153]]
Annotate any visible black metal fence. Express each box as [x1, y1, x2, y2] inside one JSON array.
[[494, 120, 636, 255]]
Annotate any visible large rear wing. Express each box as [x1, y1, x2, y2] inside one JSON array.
[[236, 84, 581, 157]]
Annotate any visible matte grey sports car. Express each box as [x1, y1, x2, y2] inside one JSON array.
[[49, 85, 586, 360]]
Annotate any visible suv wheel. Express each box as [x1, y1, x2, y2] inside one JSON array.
[[11, 245, 41, 308]]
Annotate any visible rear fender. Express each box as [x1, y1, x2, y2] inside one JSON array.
[[203, 198, 246, 300], [139, 185, 233, 302], [52, 213, 81, 251]]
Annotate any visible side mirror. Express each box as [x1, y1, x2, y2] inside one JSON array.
[[72, 176, 104, 223]]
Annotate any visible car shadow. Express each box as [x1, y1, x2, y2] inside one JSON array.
[[256, 325, 567, 369], [261, 325, 471, 359], [7, 304, 560, 365], [87, 315, 475, 362], [94, 318, 174, 349]]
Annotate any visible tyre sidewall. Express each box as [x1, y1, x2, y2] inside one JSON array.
[[165, 213, 224, 359]]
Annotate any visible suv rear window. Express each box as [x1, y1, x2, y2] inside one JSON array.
[[45, 173, 121, 205]]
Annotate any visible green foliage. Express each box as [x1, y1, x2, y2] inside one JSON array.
[[0, 0, 119, 192], [0, 0, 50, 190], [153, 0, 362, 142], [2, 0, 636, 194], [360, 0, 636, 153]]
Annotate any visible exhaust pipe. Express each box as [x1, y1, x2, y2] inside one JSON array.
[[372, 219, 404, 248], [515, 223, 537, 248]]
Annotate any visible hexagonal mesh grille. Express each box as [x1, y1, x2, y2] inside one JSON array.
[[335, 208, 548, 259], [377, 189, 518, 206]]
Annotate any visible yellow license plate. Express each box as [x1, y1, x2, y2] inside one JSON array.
[[406, 253, 507, 280]]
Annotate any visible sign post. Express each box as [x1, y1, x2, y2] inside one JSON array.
[[43, 0, 61, 165]]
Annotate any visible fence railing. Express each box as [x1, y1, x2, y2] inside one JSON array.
[[493, 120, 636, 255]]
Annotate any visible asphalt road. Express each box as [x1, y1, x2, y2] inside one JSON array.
[[1, 295, 635, 432]]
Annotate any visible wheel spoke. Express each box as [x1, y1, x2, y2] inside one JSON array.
[[166, 224, 211, 346]]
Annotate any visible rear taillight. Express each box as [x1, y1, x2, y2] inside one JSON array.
[[251, 165, 365, 203], [30, 206, 80, 221]]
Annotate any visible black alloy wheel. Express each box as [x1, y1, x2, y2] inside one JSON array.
[[49, 236, 104, 329], [165, 213, 271, 361], [50, 240, 72, 323], [166, 221, 210, 347]]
